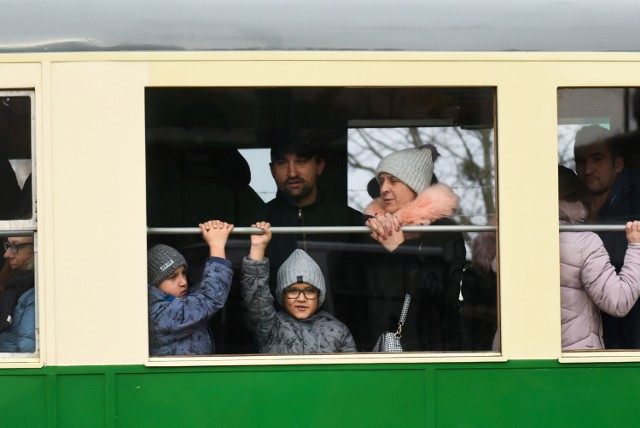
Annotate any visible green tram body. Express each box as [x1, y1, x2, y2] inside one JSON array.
[[2, 1, 640, 426], [3, 360, 640, 427]]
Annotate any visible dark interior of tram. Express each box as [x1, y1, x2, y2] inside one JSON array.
[[0, 96, 31, 221]]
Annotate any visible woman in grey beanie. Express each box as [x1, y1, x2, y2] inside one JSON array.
[[358, 144, 467, 352], [365, 144, 457, 248]]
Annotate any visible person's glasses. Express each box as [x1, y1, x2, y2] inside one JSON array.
[[3, 241, 34, 255], [284, 287, 319, 300]]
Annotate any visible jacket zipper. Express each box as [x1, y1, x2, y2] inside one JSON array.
[[298, 207, 308, 251]]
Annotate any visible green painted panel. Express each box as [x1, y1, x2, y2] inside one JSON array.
[[436, 366, 640, 427], [57, 374, 106, 428], [2, 361, 640, 427], [115, 369, 427, 428], [0, 375, 48, 427]]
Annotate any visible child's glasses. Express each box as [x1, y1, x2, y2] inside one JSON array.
[[3, 241, 34, 255], [284, 287, 319, 300]]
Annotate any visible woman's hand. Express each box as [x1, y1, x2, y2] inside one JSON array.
[[199, 220, 234, 258], [626, 220, 640, 244], [366, 212, 404, 252], [249, 221, 272, 260]]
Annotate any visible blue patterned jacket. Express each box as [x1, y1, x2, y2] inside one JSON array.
[[148, 257, 232, 356]]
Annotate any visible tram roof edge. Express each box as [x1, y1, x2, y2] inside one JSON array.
[[0, 0, 638, 53]]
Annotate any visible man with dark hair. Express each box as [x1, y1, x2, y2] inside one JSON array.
[[574, 124, 640, 349], [268, 142, 328, 214]]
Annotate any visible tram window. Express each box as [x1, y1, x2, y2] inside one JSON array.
[[0, 235, 36, 357], [0, 91, 37, 359], [145, 87, 498, 356], [0, 93, 34, 222], [558, 87, 640, 351]]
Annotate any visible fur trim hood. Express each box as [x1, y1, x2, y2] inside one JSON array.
[[559, 200, 587, 225], [363, 183, 458, 226], [471, 232, 497, 273]]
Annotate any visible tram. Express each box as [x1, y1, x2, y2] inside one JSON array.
[[2, 0, 640, 426]]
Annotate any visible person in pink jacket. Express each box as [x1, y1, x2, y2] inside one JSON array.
[[559, 165, 640, 350]]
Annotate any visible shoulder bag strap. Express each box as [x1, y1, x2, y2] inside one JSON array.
[[395, 293, 411, 337]]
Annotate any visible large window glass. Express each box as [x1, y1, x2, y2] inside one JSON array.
[[145, 87, 497, 356], [558, 88, 640, 351], [0, 90, 37, 358]]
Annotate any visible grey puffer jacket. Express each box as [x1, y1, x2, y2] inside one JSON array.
[[148, 256, 232, 356], [560, 201, 640, 350], [241, 257, 356, 354]]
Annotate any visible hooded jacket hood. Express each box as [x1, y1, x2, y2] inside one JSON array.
[[471, 232, 497, 273], [559, 200, 587, 225]]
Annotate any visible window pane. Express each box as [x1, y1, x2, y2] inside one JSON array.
[[558, 88, 640, 351], [0, 94, 33, 221], [0, 90, 37, 358], [0, 235, 36, 356], [146, 87, 498, 356]]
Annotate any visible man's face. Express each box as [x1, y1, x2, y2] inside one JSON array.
[[574, 142, 623, 196], [270, 153, 325, 206]]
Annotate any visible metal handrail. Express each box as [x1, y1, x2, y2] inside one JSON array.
[[147, 225, 497, 235], [147, 224, 634, 235], [2, 225, 628, 237], [0, 229, 36, 238], [559, 224, 630, 232]]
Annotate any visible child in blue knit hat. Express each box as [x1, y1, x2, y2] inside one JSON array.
[[147, 220, 233, 356]]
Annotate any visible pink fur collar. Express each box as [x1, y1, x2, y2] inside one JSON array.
[[364, 183, 459, 225]]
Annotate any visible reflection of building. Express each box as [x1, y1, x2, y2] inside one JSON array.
[[558, 88, 640, 173], [8, 159, 31, 189]]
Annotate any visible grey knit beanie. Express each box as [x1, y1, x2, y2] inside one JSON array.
[[276, 249, 326, 306], [376, 144, 435, 194], [147, 244, 187, 287]]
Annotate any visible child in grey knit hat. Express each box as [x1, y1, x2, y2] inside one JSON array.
[[147, 220, 234, 356], [240, 221, 356, 354]]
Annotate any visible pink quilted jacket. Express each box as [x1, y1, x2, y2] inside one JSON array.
[[560, 201, 640, 350]]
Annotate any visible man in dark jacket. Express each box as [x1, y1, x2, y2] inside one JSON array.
[[574, 125, 640, 349]]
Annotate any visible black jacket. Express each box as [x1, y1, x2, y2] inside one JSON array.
[[338, 218, 466, 351]]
